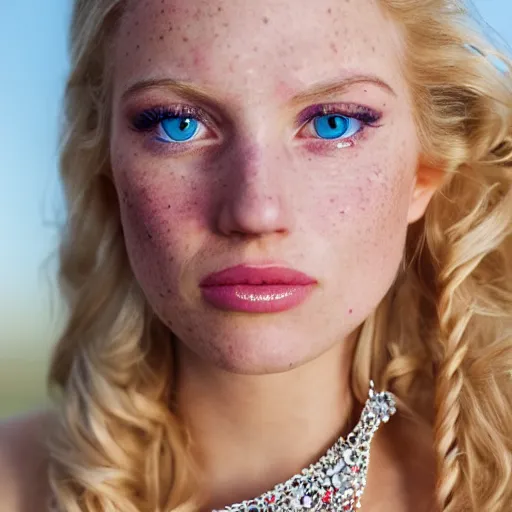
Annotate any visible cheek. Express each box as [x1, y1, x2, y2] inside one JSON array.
[[313, 162, 410, 230], [310, 146, 416, 270], [307, 148, 415, 319], [111, 154, 208, 288]]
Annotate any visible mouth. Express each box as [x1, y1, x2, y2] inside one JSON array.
[[199, 264, 317, 313]]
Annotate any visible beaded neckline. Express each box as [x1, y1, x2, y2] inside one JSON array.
[[212, 381, 397, 512]]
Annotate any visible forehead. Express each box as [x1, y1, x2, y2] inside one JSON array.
[[114, 0, 406, 101]]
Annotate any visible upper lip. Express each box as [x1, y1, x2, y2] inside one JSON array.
[[200, 264, 317, 287]]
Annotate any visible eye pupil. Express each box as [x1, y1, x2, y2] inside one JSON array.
[[328, 116, 339, 129]]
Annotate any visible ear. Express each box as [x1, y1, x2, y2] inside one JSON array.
[[407, 159, 445, 224]]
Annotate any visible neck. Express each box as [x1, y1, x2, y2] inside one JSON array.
[[176, 335, 358, 510]]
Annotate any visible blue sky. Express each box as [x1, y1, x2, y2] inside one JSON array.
[[1, 1, 71, 352], [1, 0, 511, 354]]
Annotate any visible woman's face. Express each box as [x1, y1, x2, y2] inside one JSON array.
[[110, 0, 421, 373]]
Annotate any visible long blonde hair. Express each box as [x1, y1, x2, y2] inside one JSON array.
[[48, 0, 512, 510]]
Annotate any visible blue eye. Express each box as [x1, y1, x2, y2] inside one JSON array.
[[313, 114, 361, 140], [159, 116, 199, 142], [132, 107, 206, 144], [132, 104, 379, 148]]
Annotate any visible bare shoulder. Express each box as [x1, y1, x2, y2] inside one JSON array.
[[0, 410, 55, 512]]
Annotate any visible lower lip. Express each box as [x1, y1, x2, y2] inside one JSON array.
[[200, 284, 315, 313]]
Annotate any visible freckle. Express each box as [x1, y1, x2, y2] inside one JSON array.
[[349, 309, 353, 314], [148, 58, 152, 62], [335, 30, 339, 36], [330, 198, 335, 203], [330, 42, 338, 54], [372, 46, 376, 52], [135, 21, 139, 26], [183, 36, 189, 42], [222, 21, 229, 27], [253, 46, 258, 52], [136, 44, 140, 50], [262, 16, 269, 24], [327, 7, 332, 14], [159, 292, 165, 298], [161, 8, 164, 13], [159, 35, 164, 40], [340, 210, 345, 214]]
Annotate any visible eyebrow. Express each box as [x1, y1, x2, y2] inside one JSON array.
[[289, 75, 397, 104], [121, 73, 396, 107], [122, 79, 221, 106]]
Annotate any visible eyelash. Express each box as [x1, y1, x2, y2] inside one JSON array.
[[130, 103, 382, 151]]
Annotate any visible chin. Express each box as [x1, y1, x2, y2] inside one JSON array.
[[212, 347, 315, 376], [177, 319, 337, 376]]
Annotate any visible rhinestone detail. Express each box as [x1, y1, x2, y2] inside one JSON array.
[[212, 381, 396, 512]]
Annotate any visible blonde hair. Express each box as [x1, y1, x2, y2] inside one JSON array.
[[48, 0, 512, 510]]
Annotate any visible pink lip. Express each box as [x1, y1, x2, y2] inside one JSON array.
[[200, 265, 317, 313]]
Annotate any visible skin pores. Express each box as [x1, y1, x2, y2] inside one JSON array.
[[109, 0, 420, 374]]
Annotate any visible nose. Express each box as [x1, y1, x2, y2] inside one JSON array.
[[215, 140, 295, 238]]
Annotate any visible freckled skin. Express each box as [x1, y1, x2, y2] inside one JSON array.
[[110, 0, 421, 374]]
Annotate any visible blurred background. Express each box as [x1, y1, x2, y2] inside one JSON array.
[[1, 0, 511, 419]]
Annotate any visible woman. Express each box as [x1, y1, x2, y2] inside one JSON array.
[[0, 0, 510, 510]]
